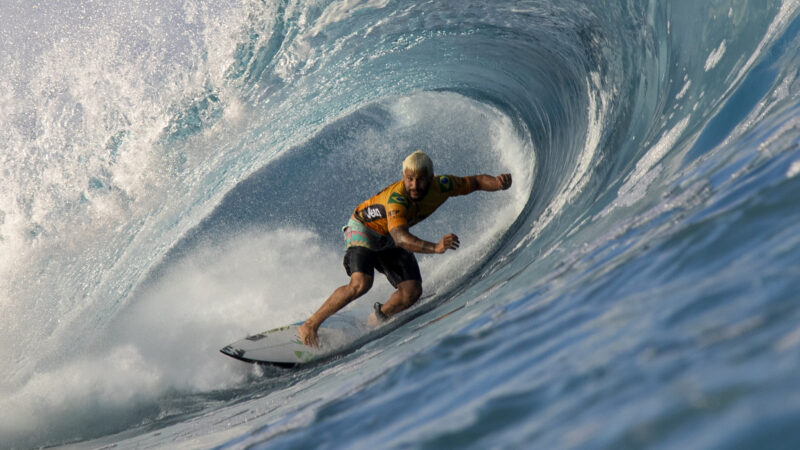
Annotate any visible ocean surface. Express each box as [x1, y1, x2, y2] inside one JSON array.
[[2, 0, 800, 448]]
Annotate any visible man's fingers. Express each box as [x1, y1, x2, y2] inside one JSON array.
[[438, 234, 460, 253], [302, 332, 319, 348], [448, 234, 459, 249], [498, 173, 512, 189]]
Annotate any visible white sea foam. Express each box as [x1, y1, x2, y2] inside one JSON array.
[[613, 115, 692, 209], [704, 40, 727, 71], [787, 159, 800, 178], [0, 228, 341, 446], [0, 0, 252, 389]]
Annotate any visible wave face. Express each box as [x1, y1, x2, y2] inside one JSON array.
[[3, 0, 800, 447]]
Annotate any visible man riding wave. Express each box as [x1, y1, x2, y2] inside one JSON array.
[[298, 150, 512, 347]]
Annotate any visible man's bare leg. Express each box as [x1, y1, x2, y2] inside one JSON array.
[[298, 272, 373, 347], [377, 279, 422, 317]]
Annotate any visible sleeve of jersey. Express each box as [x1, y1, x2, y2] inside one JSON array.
[[385, 191, 409, 231]]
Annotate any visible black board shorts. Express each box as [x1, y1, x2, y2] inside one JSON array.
[[343, 246, 422, 288]]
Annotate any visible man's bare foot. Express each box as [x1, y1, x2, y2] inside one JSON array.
[[297, 321, 319, 348], [367, 302, 388, 327]]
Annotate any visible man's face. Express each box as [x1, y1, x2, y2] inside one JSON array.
[[403, 168, 432, 201]]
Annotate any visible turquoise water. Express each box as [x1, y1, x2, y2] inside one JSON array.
[[2, 1, 800, 448]]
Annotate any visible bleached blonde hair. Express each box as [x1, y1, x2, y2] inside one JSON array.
[[402, 150, 433, 175]]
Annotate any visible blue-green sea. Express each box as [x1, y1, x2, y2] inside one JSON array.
[[2, 1, 800, 448]]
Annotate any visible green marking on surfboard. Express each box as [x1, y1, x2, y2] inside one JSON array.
[[294, 350, 315, 362]]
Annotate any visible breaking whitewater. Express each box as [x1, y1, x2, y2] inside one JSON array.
[[2, 0, 800, 448]]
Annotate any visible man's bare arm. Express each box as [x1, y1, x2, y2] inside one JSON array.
[[468, 174, 512, 191], [390, 226, 459, 254]]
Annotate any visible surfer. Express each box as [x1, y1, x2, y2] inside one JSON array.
[[298, 150, 512, 347]]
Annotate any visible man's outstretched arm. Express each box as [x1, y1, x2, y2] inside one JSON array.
[[390, 226, 460, 254], [468, 173, 512, 191]]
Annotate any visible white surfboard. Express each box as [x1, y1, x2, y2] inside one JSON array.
[[221, 296, 449, 367], [220, 311, 367, 367]]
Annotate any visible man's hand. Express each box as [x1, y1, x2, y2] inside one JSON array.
[[469, 173, 513, 191], [435, 233, 460, 253], [298, 321, 320, 348], [496, 173, 512, 190]]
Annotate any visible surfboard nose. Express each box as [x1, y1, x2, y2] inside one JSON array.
[[220, 345, 244, 359]]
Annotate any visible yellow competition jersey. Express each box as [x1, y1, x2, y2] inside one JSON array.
[[353, 175, 476, 236]]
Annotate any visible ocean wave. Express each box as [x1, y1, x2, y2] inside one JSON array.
[[2, 0, 800, 447]]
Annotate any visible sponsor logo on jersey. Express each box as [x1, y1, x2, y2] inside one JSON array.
[[357, 204, 386, 222], [388, 192, 408, 206], [438, 176, 454, 193]]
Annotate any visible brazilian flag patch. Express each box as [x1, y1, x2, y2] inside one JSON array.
[[438, 176, 454, 193], [388, 192, 408, 206]]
